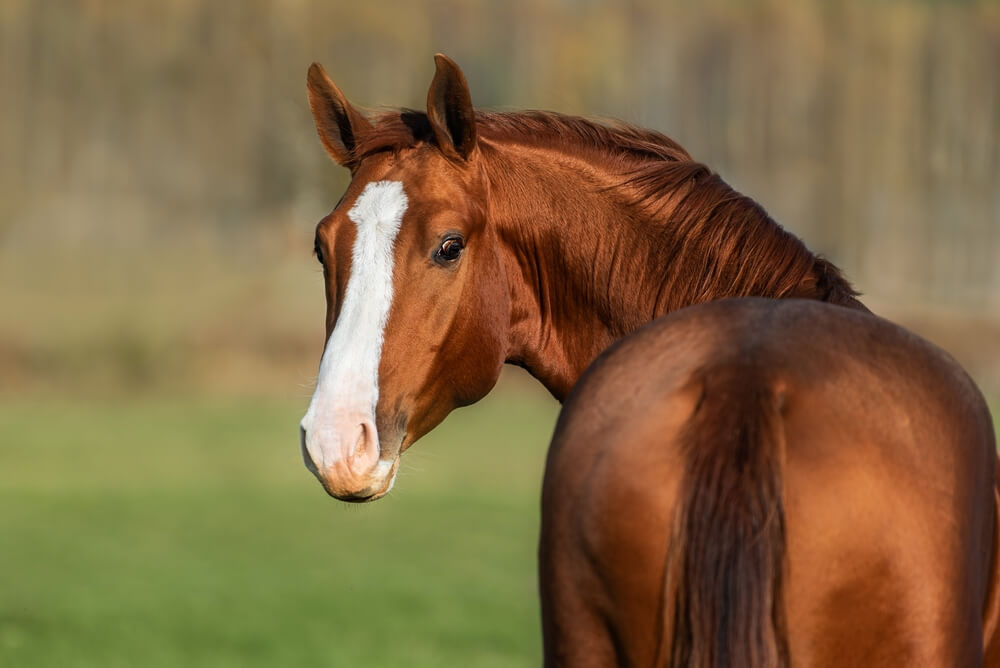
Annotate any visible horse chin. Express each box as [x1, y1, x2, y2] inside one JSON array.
[[366, 456, 401, 500]]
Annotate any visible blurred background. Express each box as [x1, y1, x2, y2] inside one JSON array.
[[1, 0, 998, 666]]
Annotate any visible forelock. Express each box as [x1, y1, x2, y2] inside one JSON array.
[[351, 110, 433, 162]]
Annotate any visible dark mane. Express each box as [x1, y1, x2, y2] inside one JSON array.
[[622, 159, 862, 311], [353, 108, 862, 311]]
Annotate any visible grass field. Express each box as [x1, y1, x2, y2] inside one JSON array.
[[2, 384, 996, 668], [0, 385, 559, 667]]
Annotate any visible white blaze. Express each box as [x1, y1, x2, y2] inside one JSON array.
[[300, 180, 408, 471]]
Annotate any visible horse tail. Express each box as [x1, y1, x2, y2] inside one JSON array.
[[660, 365, 790, 668]]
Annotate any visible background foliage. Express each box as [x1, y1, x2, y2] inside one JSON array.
[[1, 0, 999, 395]]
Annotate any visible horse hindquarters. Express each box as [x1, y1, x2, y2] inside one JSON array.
[[538, 363, 790, 668], [540, 299, 996, 667]]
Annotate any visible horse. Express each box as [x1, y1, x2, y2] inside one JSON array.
[[540, 298, 998, 666], [297, 54, 999, 663]]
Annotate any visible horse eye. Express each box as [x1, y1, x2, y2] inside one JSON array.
[[314, 240, 324, 266], [435, 237, 465, 264]]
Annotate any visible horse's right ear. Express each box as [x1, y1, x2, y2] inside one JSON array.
[[426, 54, 478, 161], [306, 63, 373, 169]]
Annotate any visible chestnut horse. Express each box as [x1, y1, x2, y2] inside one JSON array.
[[541, 298, 998, 666], [298, 55, 998, 663]]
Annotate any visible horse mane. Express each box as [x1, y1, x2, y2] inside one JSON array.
[[622, 160, 862, 312], [352, 108, 692, 165], [353, 109, 862, 311]]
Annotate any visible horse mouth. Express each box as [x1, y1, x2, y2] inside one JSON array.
[[332, 457, 400, 503]]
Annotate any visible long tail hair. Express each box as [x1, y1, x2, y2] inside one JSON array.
[[660, 365, 790, 667]]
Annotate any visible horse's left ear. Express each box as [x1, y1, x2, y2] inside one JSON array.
[[427, 54, 478, 161]]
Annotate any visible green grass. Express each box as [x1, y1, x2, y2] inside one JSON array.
[[0, 388, 559, 667]]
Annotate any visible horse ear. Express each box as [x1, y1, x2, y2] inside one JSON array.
[[426, 54, 478, 161], [306, 63, 373, 169]]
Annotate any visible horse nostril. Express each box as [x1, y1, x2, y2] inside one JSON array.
[[300, 425, 319, 475], [343, 420, 380, 478], [352, 422, 369, 456]]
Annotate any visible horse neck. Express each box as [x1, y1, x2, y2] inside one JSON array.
[[482, 141, 863, 401]]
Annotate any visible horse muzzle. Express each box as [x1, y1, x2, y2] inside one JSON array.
[[299, 418, 400, 502]]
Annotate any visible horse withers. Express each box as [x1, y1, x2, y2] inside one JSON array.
[[540, 298, 998, 666]]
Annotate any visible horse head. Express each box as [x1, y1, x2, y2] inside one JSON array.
[[299, 56, 509, 501]]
